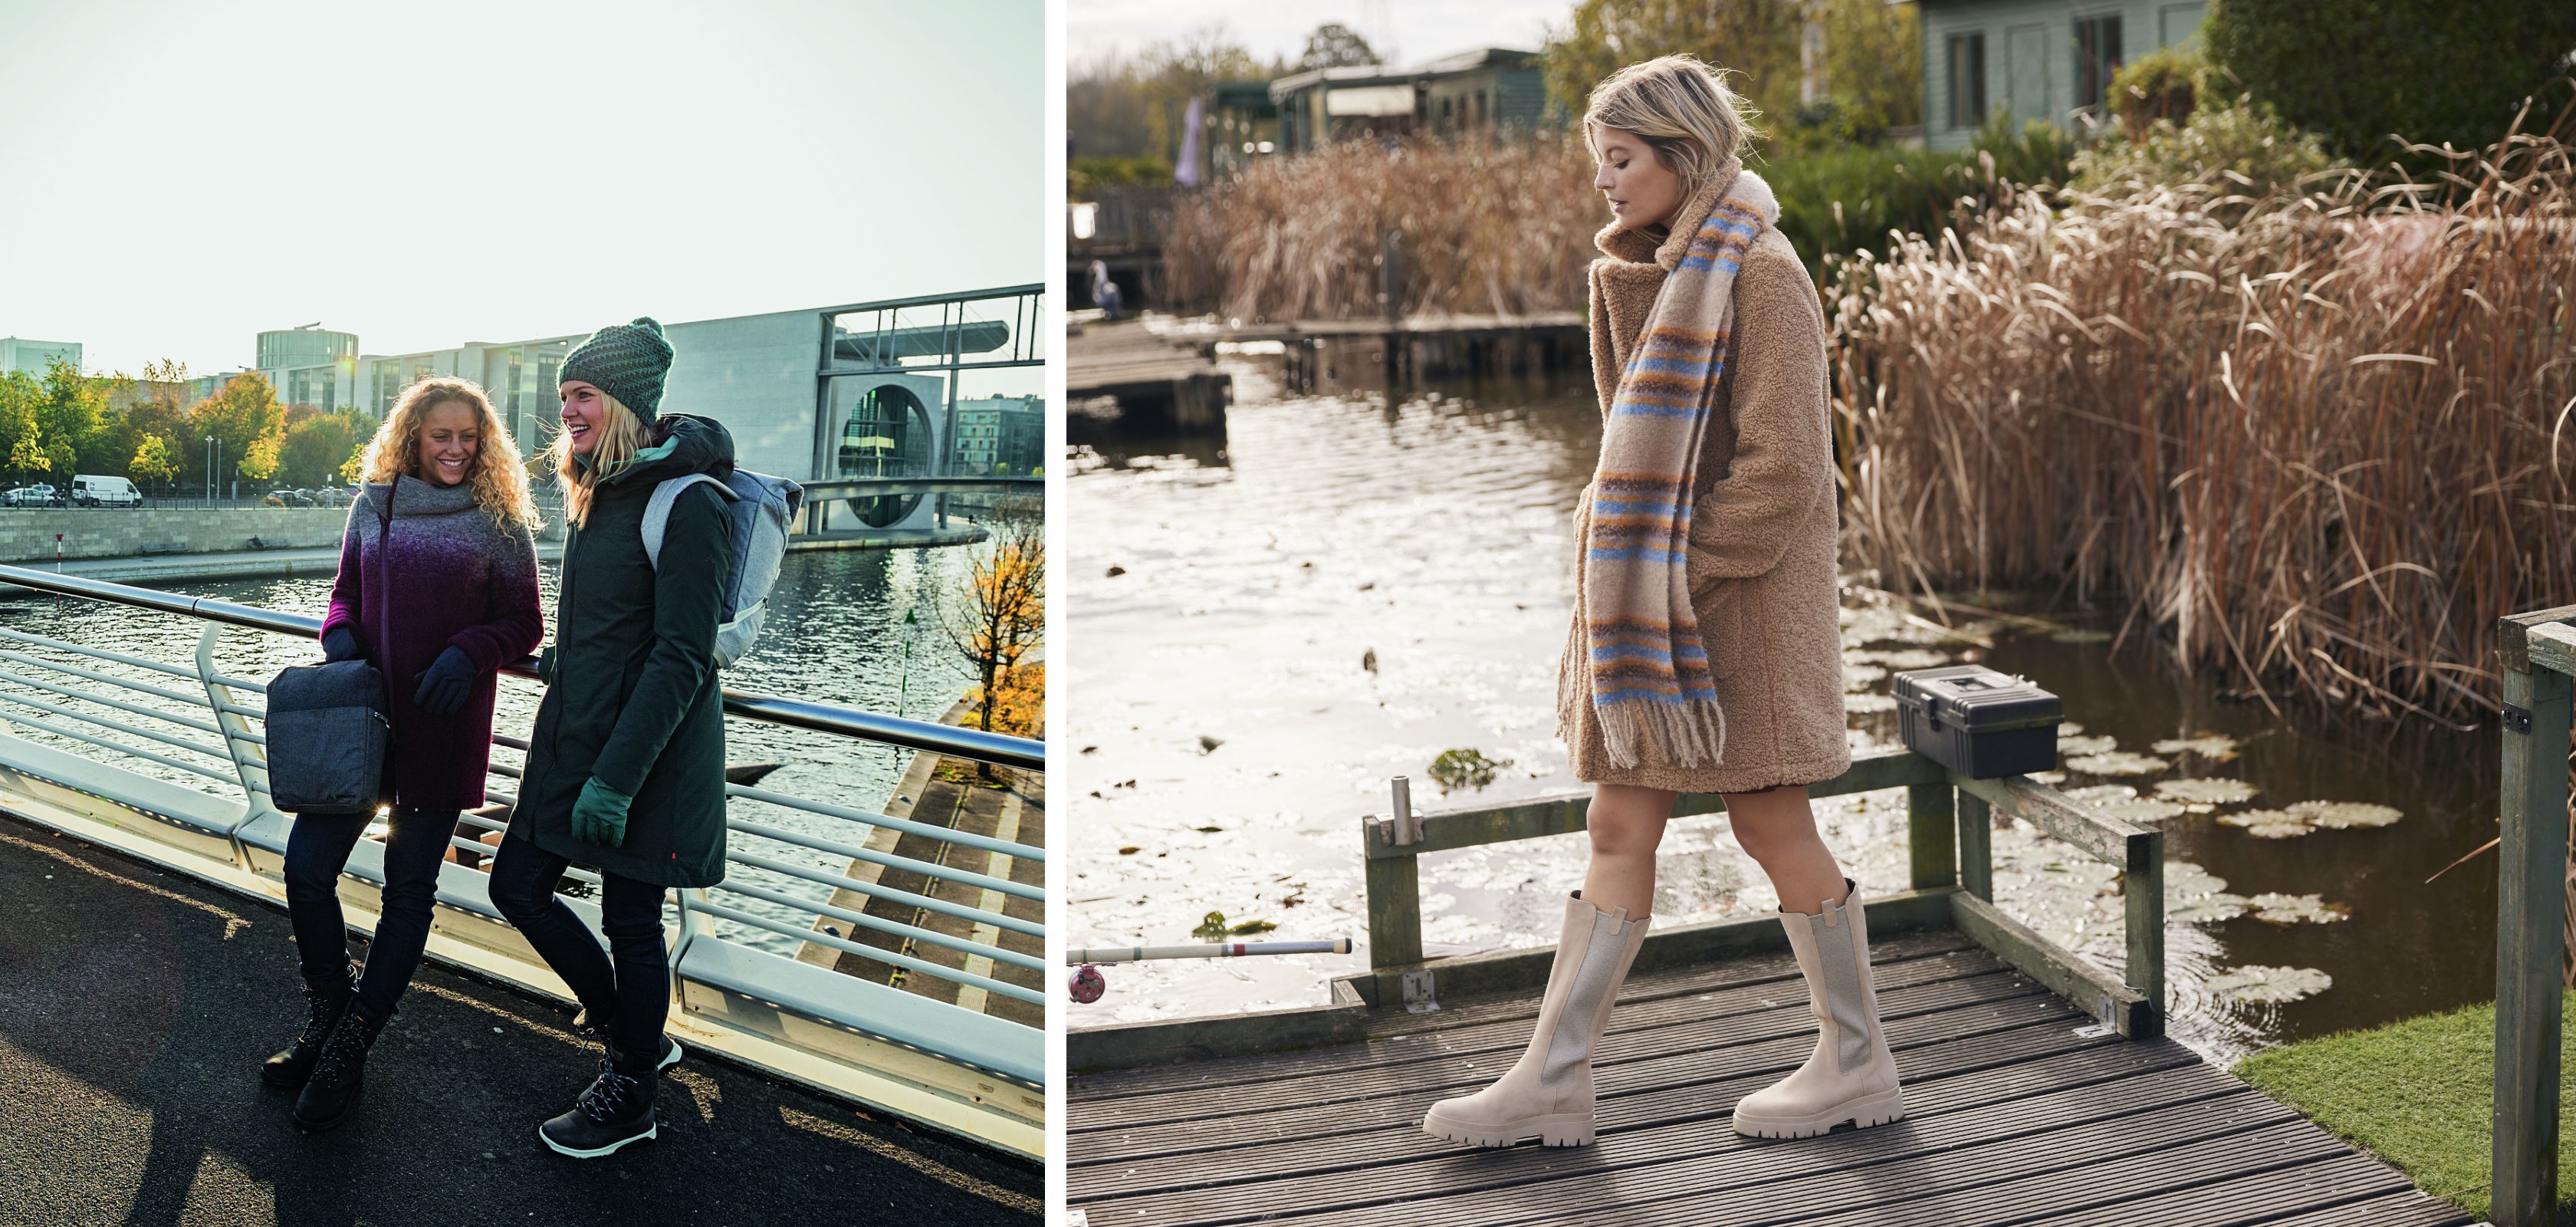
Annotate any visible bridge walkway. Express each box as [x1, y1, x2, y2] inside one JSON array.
[[0, 811, 1043, 1226]]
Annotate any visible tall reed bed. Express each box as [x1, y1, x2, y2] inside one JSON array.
[[1834, 124, 2576, 724], [1162, 135, 1604, 322]]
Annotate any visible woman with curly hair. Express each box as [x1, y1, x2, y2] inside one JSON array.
[[268, 376, 545, 1133]]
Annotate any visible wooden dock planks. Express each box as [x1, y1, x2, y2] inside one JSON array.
[[1067, 929, 2472, 1226]]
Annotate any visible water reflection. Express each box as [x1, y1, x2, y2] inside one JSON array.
[[1066, 346, 2495, 1063]]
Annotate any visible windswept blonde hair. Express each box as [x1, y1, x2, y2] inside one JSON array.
[[1583, 54, 1764, 191], [537, 390, 654, 528], [360, 377, 542, 530]]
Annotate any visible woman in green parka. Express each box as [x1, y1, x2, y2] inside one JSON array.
[[488, 317, 737, 1160]]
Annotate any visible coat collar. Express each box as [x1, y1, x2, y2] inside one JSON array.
[[1593, 155, 1748, 270]]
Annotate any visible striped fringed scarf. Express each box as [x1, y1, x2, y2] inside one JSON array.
[[1582, 162, 1779, 769]]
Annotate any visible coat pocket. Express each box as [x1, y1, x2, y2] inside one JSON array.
[[1690, 564, 1750, 680]]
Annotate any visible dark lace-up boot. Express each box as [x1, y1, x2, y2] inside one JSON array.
[[291, 998, 393, 1132], [261, 962, 355, 1089], [537, 1048, 659, 1158]]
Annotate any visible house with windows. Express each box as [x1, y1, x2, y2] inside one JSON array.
[[1911, 0, 2210, 150]]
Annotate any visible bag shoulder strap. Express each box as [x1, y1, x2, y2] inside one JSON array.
[[640, 472, 738, 571]]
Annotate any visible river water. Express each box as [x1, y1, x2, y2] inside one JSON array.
[[0, 546, 978, 956], [1065, 342, 2499, 1064]]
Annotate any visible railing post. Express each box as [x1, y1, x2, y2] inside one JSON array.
[[196, 625, 281, 857], [1956, 789, 1993, 902], [2123, 825, 2165, 1038], [1362, 777, 1424, 988], [2494, 650, 2572, 1227], [1907, 780, 1957, 891]]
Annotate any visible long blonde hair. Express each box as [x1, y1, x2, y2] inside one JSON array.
[[537, 390, 653, 528], [1583, 54, 1764, 190], [360, 377, 542, 530]]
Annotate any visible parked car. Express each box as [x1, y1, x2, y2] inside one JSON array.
[[4, 484, 61, 508], [70, 475, 142, 508]]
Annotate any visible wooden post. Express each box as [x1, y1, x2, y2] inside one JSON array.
[[1907, 780, 1957, 892], [2124, 825, 2165, 1039], [2494, 658, 2572, 1227], [1957, 790, 1993, 902], [1362, 823, 1423, 976]]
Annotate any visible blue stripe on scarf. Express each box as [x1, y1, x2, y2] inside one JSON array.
[[1587, 546, 1686, 562], [1589, 498, 1687, 515], [1592, 685, 1720, 706], [1591, 644, 1709, 662]]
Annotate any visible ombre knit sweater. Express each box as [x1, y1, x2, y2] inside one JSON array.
[[319, 477, 544, 812]]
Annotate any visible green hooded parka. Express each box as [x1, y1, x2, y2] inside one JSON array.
[[511, 413, 738, 887]]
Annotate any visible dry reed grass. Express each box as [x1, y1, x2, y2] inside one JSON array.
[[1835, 102, 2576, 725], [1162, 135, 1604, 322]]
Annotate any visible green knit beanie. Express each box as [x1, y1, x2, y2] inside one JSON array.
[[560, 317, 674, 424]]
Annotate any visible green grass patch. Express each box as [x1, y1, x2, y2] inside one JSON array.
[[2231, 992, 2576, 1220]]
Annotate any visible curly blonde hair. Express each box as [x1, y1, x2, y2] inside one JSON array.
[[536, 389, 654, 528], [360, 377, 542, 530], [1583, 54, 1765, 191]]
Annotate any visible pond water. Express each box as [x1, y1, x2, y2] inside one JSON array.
[[0, 545, 980, 956], [1065, 339, 2499, 1064]]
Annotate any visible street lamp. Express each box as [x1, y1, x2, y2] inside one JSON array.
[[203, 436, 216, 508]]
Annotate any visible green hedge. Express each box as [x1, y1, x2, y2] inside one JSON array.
[[1759, 114, 2077, 275], [2206, 0, 2576, 170]]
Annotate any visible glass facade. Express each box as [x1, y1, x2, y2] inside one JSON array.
[[836, 383, 934, 527], [257, 328, 356, 371]]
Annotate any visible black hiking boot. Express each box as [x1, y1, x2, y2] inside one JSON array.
[[537, 1050, 659, 1158], [261, 963, 355, 1089], [291, 998, 393, 1132], [571, 1006, 682, 1072]]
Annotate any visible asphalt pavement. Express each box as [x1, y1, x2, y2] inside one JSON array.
[[0, 811, 1043, 1227]]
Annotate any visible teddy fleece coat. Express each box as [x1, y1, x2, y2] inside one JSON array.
[[320, 479, 544, 813], [1558, 173, 1852, 794], [510, 413, 738, 888]]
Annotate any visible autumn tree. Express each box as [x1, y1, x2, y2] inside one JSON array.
[[942, 495, 1046, 752], [276, 409, 370, 488], [1296, 22, 1378, 71], [189, 373, 287, 488], [1542, 0, 1805, 135], [130, 434, 179, 485]]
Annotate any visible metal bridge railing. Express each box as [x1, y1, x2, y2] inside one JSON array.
[[2492, 606, 2576, 1227], [0, 563, 1046, 1156]]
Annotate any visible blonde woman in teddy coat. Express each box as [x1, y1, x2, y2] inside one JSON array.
[[1422, 54, 1899, 1152]]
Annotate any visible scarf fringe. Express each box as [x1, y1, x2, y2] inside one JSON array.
[[1597, 696, 1730, 771]]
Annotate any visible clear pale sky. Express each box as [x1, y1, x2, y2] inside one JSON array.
[[0, 0, 1044, 377], [1070, 1, 1564, 72]]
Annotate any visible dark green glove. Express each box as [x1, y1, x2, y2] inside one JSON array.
[[570, 778, 635, 848]]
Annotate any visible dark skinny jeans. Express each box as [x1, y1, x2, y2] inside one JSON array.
[[282, 808, 455, 1018], [485, 833, 672, 1063]]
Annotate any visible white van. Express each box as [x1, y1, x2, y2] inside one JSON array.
[[70, 475, 141, 508]]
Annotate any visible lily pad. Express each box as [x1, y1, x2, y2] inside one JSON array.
[[2065, 751, 2170, 776], [2091, 797, 2188, 823], [2288, 800, 2402, 830], [2169, 892, 2253, 923], [2205, 964, 2333, 1003], [2049, 627, 2114, 643], [2154, 778, 2260, 808], [2217, 808, 2314, 839], [1428, 748, 1513, 794], [1845, 692, 1898, 714], [1855, 648, 1955, 669], [2058, 734, 2121, 756], [2152, 734, 2242, 761], [1843, 663, 1889, 690], [2246, 893, 2351, 925], [2064, 783, 2138, 804]]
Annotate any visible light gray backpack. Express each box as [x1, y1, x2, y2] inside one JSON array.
[[639, 469, 805, 668]]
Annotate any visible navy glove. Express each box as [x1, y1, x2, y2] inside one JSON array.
[[320, 625, 361, 663], [410, 645, 475, 716]]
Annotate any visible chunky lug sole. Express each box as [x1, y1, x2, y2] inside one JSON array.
[[1420, 1108, 1595, 1149], [1730, 1086, 1905, 1140], [539, 1120, 659, 1159]]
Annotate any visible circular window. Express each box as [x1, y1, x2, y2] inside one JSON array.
[[836, 383, 932, 528]]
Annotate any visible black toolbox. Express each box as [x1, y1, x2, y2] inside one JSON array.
[[1891, 665, 2063, 779]]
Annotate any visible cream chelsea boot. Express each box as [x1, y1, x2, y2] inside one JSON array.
[[1730, 877, 1905, 1138], [1421, 891, 1651, 1148]]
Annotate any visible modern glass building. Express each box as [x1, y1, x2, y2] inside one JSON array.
[[952, 395, 1044, 475], [257, 325, 362, 413]]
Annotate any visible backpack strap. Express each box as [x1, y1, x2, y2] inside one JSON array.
[[639, 472, 738, 570]]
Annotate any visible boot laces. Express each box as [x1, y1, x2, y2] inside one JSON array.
[[310, 1011, 371, 1084], [577, 1058, 646, 1124]]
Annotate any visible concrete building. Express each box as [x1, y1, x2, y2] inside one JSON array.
[[257, 325, 360, 414], [0, 337, 81, 377], [951, 395, 1044, 476], [1911, 0, 2210, 151]]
